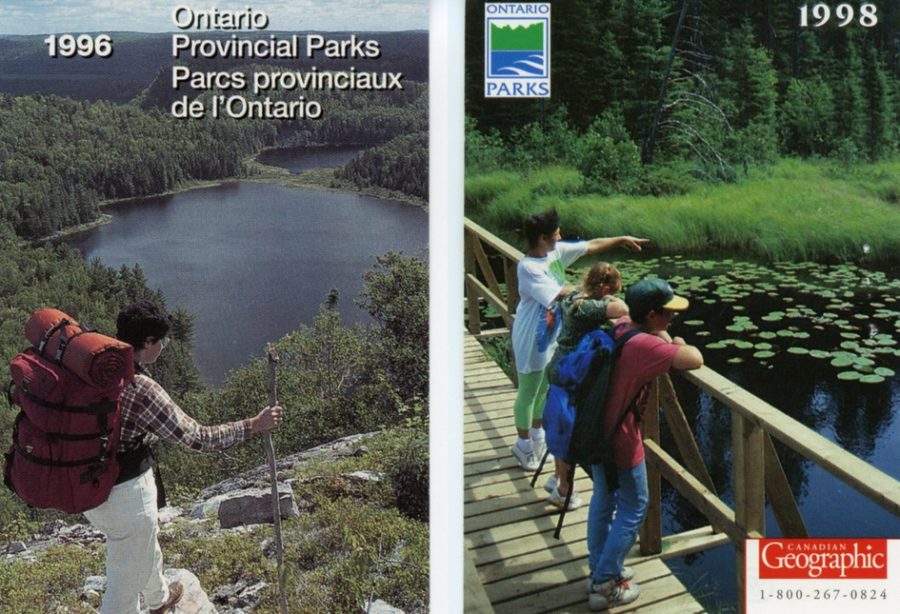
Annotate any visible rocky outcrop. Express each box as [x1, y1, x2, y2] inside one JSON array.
[[206, 484, 300, 529], [2, 432, 410, 613], [80, 568, 215, 613], [196, 432, 372, 501]]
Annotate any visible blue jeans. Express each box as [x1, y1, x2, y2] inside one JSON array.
[[587, 461, 649, 583]]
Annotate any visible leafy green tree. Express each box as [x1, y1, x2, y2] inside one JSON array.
[[575, 111, 642, 193], [464, 115, 509, 173], [778, 77, 835, 157], [356, 251, 428, 404]]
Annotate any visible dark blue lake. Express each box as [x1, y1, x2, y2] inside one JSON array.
[[67, 180, 427, 385]]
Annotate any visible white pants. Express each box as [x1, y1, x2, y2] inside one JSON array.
[[84, 469, 170, 613]]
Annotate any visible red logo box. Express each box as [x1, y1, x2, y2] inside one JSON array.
[[758, 539, 888, 580]]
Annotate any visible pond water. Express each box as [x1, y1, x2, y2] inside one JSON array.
[[592, 256, 900, 609], [255, 145, 363, 173], [67, 180, 427, 386]]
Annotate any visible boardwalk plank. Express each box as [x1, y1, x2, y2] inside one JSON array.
[[489, 558, 674, 610], [464, 332, 706, 613]]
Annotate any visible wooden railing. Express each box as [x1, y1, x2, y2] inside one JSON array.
[[464, 218, 900, 613]]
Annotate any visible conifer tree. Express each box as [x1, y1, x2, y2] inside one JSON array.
[[862, 43, 893, 160], [829, 31, 867, 157]]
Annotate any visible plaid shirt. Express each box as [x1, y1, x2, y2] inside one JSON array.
[[117, 374, 253, 453]]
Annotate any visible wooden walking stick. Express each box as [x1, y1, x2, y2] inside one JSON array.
[[266, 344, 289, 614]]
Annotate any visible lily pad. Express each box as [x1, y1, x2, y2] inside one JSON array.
[[859, 374, 885, 384], [727, 357, 744, 364], [754, 351, 775, 359], [831, 356, 855, 368], [874, 367, 895, 377], [787, 347, 809, 354], [837, 371, 861, 381]]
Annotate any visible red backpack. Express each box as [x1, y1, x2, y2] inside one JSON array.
[[3, 308, 134, 514]]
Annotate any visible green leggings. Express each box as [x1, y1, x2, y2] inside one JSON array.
[[513, 369, 550, 431]]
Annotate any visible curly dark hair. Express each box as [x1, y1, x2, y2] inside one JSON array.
[[116, 300, 171, 349]]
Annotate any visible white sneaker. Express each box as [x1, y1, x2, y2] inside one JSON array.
[[532, 439, 552, 464], [588, 578, 640, 611], [585, 567, 634, 594], [543, 474, 558, 494], [510, 444, 539, 471], [548, 486, 583, 510]]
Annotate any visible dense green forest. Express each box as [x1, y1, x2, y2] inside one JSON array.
[[0, 94, 274, 237], [465, 1, 900, 262], [466, 0, 899, 176], [337, 131, 429, 199], [0, 83, 427, 238], [0, 28, 428, 239]]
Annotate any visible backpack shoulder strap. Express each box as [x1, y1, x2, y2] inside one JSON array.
[[612, 326, 641, 357], [607, 327, 645, 432]]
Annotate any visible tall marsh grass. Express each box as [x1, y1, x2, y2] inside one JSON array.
[[466, 159, 900, 263]]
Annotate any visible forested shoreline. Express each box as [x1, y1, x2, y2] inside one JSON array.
[[0, 82, 428, 240]]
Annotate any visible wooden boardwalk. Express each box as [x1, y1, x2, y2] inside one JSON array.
[[464, 333, 706, 614]]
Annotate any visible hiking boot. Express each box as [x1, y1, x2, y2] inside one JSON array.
[[588, 578, 640, 611], [543, 474, 558, 494], [585, 567, 634, 594], [510, 444, 539, 471], [548, 485, 583, 510], [149, 581, 184, 614]]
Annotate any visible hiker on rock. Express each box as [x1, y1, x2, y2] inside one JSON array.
[[510, 208, 648, 471], [586, 278, 703, 611], [544, 262, 628, 510], [84, 300, 284, 614]]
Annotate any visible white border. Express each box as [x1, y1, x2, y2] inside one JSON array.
[[429, 0, 464, 612]]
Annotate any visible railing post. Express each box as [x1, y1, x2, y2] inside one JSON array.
[[733, 414, 765, 614], [504, 259, 519, 316], [640, 378, 662, 555], [464, 230, 482, 335]]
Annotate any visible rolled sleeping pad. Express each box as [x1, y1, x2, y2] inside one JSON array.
[[24, 308, 134, 389]]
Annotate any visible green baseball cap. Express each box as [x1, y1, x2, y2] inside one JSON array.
[[625, 278, 689, 319]]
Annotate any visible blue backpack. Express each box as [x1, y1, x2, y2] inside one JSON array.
[[543, 326, 641, 466], [538, 326, 642, 538]]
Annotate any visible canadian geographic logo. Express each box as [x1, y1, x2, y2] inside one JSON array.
[[758, 539, 888, 580], [484, 3, 550, 98]]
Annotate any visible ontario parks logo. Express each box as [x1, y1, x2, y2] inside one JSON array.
[[484, 3, 550, 98]]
